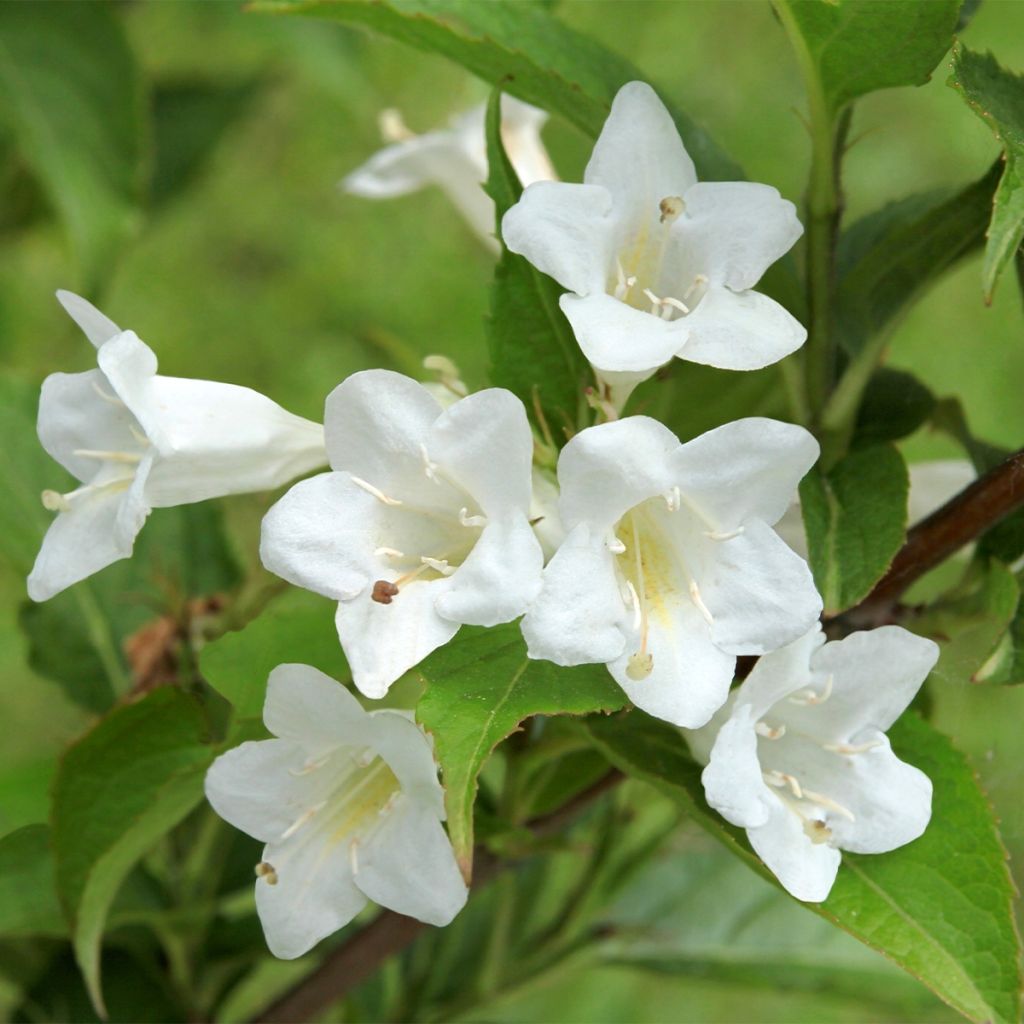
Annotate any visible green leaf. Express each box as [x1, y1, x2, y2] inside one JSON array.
[[975, 568, 1024, 686], [852, 368, 935, 448], [200, 589, 349, 723], [774, 0, 960, 120], [0, 2, 144, 291], [836, 166, 1001, 355], [911, 560, 1020, 686], [52, 687, 214, 1015], [415, 622, 626, 876], [483, 88, 587, 435], [583, 711, 1024, 1023], [0, 826, 65, 938], [256, 0, 741, 180], [800, 443, 909, 614], [949, 43, 1024, 300]]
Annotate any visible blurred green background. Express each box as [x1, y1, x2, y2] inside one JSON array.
[[1, 1, 1023, 1020]]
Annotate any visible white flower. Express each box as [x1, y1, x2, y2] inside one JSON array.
[[501, 81, 806, 408], [205, 663, 467, 958], [687, 625, 937, 902], [343, 96, 555, 249], [260, 369, 544, 698], [521, 415, 822, 728], [28, 292, 327, 602]]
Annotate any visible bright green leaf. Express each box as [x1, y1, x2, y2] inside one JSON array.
[[52, 687, 214, 1015], [800, 443, 909, 614], [0, 2, 144, 292], [415, 623, 626, 877], [0, 826, 65, 938], [484, 88, 587, 435], [256, 0, 742, 180], [949, 43, 1024, 300], [583, 711, 1023, 1023]]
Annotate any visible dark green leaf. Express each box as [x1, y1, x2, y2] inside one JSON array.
[[257, 0, 741, 180], [583, 711, 1023, 1023], [415, 622, 626, 876], [0, 2, 144, 291], [0, 826, 65, 937], [852, 368, 935, 448], [949, 43, 1024, 300], [484, 88, 588, 434], [52, 687, 214, 1014], [800, 443, 909, 613], [774, 0, 960, 119]]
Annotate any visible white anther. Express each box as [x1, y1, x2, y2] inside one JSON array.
[[764, 770, 803, 799], [822, 739, 883, 755], [41, 489, 70, 512], [626, 651, 654, 680], [379, 108, 413, 143], [801, 788, 856, 822], [72, 449, 143, 464], [683, 273, 709, 305], [419, 443, 440, 482], [704, 526, 745, 541], [659, 295, 690, 315], [421, 556, 456, 576], [280, 801, 326, 840], [664, 486, 681, 512], [349, 838, 360, 875], [642, 287, 662, 312], [374, 546, 405, 560], [755, 721, 786, 740], [787, 675, 834, 706], [607, 536, 627, 554], [689, 580, 714, 625], [423, 354, 460, 379], [459, 507, 487, 528], [613, 259, 637, 301], [350, 475, 403, 506], [625, 580, 643, 631]]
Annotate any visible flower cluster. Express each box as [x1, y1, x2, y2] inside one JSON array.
[[29, 81, 936, 957]]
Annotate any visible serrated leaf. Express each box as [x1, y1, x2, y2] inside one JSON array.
[[976, 567, 1024, 686], [52, 688, 214, 1015], [950, 43, 1024, 300], [415, 622, 626, 877], [0, 2, 144, 292], [0, 826, 65, 938], [483, 88, 587, 434], [774, 0, 960, 120], [836, 166, 1000, 355], [200, 589, 349, 723], [800, 443, 909, 613], [256, 0, 741, 180], [583, 711, 1023, 1023]]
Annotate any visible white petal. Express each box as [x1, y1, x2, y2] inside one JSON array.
[[520, 523, 628, 667], [428, 388, 534, 515], [343, 133, 468, 199], [36, 369, 145, 483], [530, 468, 565, 561], [141, 377, 327, 504], [260, 472, 377, 602], [94, 331, 163, 443], [584, 82, 697, 224], [734, 626, 826, 719], [701, 704, 772, 828], [498, 95, 555, 188], [263, 664, 370, 753], [747, 795, 842, 903], [681, 287, 807, 370], [679, 182, 803, 291], [695, 520, 822, 655], [670, 418, 820, 531], [365, 709, 446, 819], [556, 416, 679, 531], [610, 599, 735, 728], [56, 290, 121, 348], [501, 180, 614, 296], [682, 689, 738, 767], [336, 579, 460, 699], [256, 834, 367, 959], [560, 292, 687, 376], [355, 798, 467, 925], [434, 514, 543, 627]]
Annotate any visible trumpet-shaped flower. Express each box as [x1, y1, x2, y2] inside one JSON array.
[[28, 292, 327, 602], [343, 96, 555, 249], [205, 663, 467, 958], [687, 625, 937, 902], [260, 370, 544, 698], [501, 81, 805, 407], [521, 416, 821, 728]]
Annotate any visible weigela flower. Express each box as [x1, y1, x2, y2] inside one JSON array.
[[260, 369, 544, 698], [521, 416, 821, 728], [501, 81, 806, 407], [687, 625, 938, 902], [205, 664, 467, 959], [28, 292, 327, 602], [343, 96, 555, 249]]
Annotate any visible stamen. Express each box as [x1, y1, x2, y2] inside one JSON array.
[[659, 196, 685, 223], [280, 801, 326, 840], [642, 287, 663, 314], [607, 536, 626, 554], [41, 489, 70, 512], [371, 580, 400, 604], [349, 838, 360, 875], [41, 476, 133, 513], [755, 721, 786, 740], [626, 515, 653, 678], [420, 443, 440, 483], [421, 556, 455, 576], [704, 526, 745, 541], [803, 819, 832, 845], [350, 475, 403, 506], [379, 107, 413, 143], [374, 546, 405, 559], [642, 287, 689, 320], [626, 651, 654, 680], [613, 259, 637, 301], [422, 354, 467, 397], [689, 580, 714, 625], [764, 770, 803, 799], [459, 507, 487, 528], [72, 449, 143, 464], [787, 674, 834, 706], [682, 273, 709, 305], [660, 296, 691, 316], [255, 861, 279, 885], [625, 580, 642, 631], [822, 739, 883, 755], [664, 486, 681, 512], [801, 788, 856, 822]]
